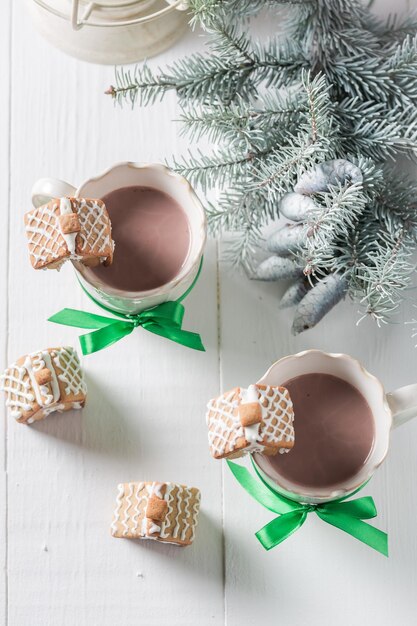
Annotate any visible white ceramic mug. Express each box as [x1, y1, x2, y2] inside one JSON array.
[[32, 162, 207, 314], [253, 350, 417, 504]]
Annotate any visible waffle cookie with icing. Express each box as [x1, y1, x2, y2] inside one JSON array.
[[0, 347, 87, 424], [111, 481, 200, 546], [206, 383, 295, 459], [24, 196, 114, 270]]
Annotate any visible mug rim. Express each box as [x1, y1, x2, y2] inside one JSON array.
[[75, 161, 207, 299], [253, 350, 392, 501]]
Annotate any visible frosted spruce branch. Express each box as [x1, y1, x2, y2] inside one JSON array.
[[108, 0, 417, 332], [188, 0, 313, 28], [108, 25, 306, 108]]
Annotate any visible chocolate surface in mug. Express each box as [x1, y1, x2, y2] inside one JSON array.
[[89, 185, 191, 292], [261, 373, 375, 489]]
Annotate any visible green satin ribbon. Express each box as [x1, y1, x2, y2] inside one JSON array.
[[227, 460, 388, 556], [48, 259, 205, 355]]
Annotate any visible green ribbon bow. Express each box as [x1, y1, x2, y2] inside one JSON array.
[[48, 260, 205, 355], [227, 460, 388, 556]]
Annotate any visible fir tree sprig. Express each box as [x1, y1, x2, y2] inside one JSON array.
[[110, 24, 306, 108], [108, 0, 417, 331], [303, 182, 367, 276]]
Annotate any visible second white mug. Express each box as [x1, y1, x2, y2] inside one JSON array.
[[253, 350, 417, 504]]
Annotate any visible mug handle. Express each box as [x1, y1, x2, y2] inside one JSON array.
[[386, 384, 417, 429], [31, 177, 77, 208]]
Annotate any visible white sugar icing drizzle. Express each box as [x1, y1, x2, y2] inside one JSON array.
[[25, 201, 64, 267], [1, 347, 86, 421], [58, 197, 79, 256], [122, 482, 134, 536], [207, 384, 295, 457], [111, 482, 200, 544], [159, 484, 200, 543], [24, 351, 60, 409], [77, 198, 113, 255], [146, 482, 164, 500], [44, 403, 65, 415], [143, 482, 164, 538], [111, 484, 125, 536], [25, 197, 113, 268], [159, 484, 175, 540], [181, 489, 192, 540], [207, 389, 240, 457], [240, 384, 262, 446], [132, 482, 145, 534], [52, 347, 87, 396], [147, 521, 161, 535], [189, 490, 201, 543], [256, 386, 294, 449], [0, 363, 34, 419], [172, 486, 183, 540]]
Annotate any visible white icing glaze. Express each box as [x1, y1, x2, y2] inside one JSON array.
[[172, 486, 183, 539], [240, 384, 262, 446], [206, 389, 240, 456], [25, 201, 62, 267], [189, 490, 201, 543], [159, 484, 175, 540], [146, 482, 164, 500], [43, 403, 65, 416], [52, 347, 87, 397], [58, 197, 79, 256], [0, 363, 34, 418], [77, 198, 112, 255], [132, 482, 144, 534], [23, 351, 60, 409], [122, 482, 134, 536], [148, 522, 161, 535], [180, 488, 191, 541], [111, 484, 124, 536], [143, 482, 165, 539]]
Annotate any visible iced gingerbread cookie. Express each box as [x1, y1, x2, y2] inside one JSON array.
[[206, 383, 295, 459], [24, 196, 114, 270], [0, 346, 87, 424], [111, 481, 200, 546]]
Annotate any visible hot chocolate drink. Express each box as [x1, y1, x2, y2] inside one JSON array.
[[89, 185, 191, 292], [258, 373, 375, 490]]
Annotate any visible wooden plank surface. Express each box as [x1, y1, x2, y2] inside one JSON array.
[[0, 2, 11, 623], [2, 0, 417, 624]]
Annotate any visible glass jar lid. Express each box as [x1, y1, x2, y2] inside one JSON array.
[[32, 0, 187, 28]]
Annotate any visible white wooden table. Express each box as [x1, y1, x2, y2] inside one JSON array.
[[2, 1, 417, 624]]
